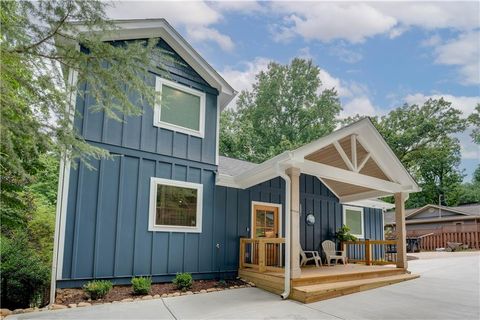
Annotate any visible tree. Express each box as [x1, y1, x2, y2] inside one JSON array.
[[220, 58, 342, 163], [344, 99, 466, 208], [468, 104, 480, 144]]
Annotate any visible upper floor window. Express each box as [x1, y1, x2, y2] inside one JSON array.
[[148, 177, 203, 233], [343, 205, 364, 238], [154, 77, 205, 138]]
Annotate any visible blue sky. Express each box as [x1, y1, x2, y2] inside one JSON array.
[[109, 0, 480, 181]]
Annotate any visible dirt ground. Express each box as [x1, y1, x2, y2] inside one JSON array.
[[56, 279, 246, 305]]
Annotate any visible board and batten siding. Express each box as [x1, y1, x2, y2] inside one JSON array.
[[75, 39, 219, 166]]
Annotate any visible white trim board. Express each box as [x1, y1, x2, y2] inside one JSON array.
[[342, 205, 365, 239], [148, 177, 203, 233]]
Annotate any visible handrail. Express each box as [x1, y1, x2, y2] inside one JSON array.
[[239, 238, 285, 272], [342, 239, 397, 265]]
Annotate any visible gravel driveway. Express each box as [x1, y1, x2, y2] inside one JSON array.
[[8, 252, 480, 320]]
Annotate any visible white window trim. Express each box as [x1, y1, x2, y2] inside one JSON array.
[[148, 177, 203, 233], [154, 77, 206, 138], [342, 205, 365, 239], [250, 201, 283, 239]]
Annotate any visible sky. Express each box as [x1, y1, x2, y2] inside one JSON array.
[[107, 0, 480, 181]]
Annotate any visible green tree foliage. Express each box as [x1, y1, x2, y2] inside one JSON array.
[[1, 234, 50, 309], [468, 104, 480, 144], [220, 58, 342, 163]]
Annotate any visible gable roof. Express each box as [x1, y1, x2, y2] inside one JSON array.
[[57, 19, 236, 109], [384, 203, 480, 225], [217, 118, 420, 202]]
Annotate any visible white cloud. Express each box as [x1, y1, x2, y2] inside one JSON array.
[[107, 0, 234, 51], [270, 2, 479, 44], [210, 1, 264, 13], [434, 31, 480, 85], [404, 93, 480, 118], [329, 44, 363, 63], [271, 2, 397, 43], [186, 26, 235, 52], [341, 96, 383, 118]]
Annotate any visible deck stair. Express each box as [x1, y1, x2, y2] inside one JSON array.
[[239, 267, 419, 303], [291, 272, 419, 303]]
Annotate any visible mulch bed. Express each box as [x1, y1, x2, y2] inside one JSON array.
[[56, 279, 246, 305]]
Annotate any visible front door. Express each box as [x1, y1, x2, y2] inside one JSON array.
[[253, 204, 279, 238], [252, 204, 280, 266]]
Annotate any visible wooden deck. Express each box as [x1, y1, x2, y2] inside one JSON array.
[[239, 264, 419, 303]]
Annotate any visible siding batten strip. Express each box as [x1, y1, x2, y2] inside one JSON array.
[[113, 157, 125, 277], [132, 158, 143, 276], [71, 162, 85, 278], [93, 160, 105, 278]]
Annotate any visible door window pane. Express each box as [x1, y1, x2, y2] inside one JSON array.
[[345, 209, 362, 236]]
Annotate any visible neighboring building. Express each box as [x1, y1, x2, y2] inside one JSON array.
[[384, 204, 480, 235], [52, 19, 419, 301]]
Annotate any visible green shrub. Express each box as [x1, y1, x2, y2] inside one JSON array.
[[0, 234, 50, 309], [83, 280, 112, 300], [172, 273, 193, 291], [336, 225, 358, 242], [131, 277, 151, 295]]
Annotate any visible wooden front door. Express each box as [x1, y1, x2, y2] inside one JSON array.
[[252, 204, 280, 266]]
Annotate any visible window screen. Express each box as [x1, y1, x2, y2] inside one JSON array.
[[345, 208, 363, 236], [160, 84, 201, 131]]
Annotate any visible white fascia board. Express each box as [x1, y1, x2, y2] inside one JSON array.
[[61, 19, 237, 110], [340, 190, 392, 203], [300, 160, 407, 194], [345, 199, 396, 210]]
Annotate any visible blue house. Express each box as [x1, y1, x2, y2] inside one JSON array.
[[52, 19, 420, 303]]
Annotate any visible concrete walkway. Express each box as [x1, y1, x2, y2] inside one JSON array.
[[9, 252, 480, 320]]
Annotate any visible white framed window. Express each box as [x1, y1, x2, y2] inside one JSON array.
[[342, 205, 364, 238], [154, 77, 206, 138], [148, 177, 203, 233]]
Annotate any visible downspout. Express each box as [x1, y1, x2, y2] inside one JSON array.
[[277, 164, 291, 299]]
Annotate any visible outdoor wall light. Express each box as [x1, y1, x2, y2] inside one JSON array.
[[306, 213, 315, 226]]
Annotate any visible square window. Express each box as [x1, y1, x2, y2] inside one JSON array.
[[149, 177, 203, 233], [154, 77, 205, 137], [343, 206, 364, 238]]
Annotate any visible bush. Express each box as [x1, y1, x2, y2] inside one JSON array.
[[336, 225, 358, 242], [0, 234, 50, 309], [83, 280, 112, 300], [172, 273, 193, 291], [131, 277, 151, 295]]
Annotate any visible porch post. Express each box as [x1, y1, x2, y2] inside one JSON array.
[[287, 167, 302, 278], [395, 192, 408, 269]]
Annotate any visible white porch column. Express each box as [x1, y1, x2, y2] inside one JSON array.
[[287, 167, 302, 278], [395, 192, 408, 269]]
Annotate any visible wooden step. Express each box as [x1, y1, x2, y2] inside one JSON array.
[[291, 273, 419, 303], [291, 268, 407, 287]]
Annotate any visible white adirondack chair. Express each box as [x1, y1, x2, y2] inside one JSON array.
[[300, 247, 322, 267], [322, 240, 347, 266]]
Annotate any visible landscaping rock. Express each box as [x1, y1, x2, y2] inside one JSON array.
[[121, 298, 133, 303], [229, 286, 235, 289], [173, 292, 181, 297], [142, 295, 153, 300], [0, 309, 12, 317], [180, 292, 187, 296], [167, 293, 174, 297], [77, 302, 91, 307], [50, 304, 68, 310], [161, 293, 168, 298], [239, 285, 246, 288], [186, 291, 193, 295], [194, 291, 200, 294], [23, 308, 34, 313], [206, 288, 216, 292], [200, 289, 207, 293], [68, 304, 77, 308], [12, 309, 24, 314], [153, 294, 160, 299], [112, 301, 120, 304]]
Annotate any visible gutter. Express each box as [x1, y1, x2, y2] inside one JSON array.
[[276, 156, 293, 299]]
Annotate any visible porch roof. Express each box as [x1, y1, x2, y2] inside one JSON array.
[[217, 118, 420, 203]]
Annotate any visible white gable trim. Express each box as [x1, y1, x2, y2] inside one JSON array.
[[59, 19, 236, 110]]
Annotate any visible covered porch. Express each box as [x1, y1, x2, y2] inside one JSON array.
[[219, 119, 421, 302]]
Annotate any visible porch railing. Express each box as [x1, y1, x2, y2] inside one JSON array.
[[239, 237, 285, 272], [342, 240, 397, 265]]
